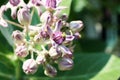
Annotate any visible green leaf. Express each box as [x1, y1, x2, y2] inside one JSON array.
[[74, 0, 87, 12], [0, 53, 14, 72], [59, 0, 72, 16], [0, 16, 14, 47], [0, 32, 13, 53], [0, 52, 14, 79], [91, 55, 120, 80], [31, 9, 40, 25]]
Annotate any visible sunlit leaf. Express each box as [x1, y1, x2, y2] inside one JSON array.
[[91, 55, 120, 80], [59, 0, 72, 16]]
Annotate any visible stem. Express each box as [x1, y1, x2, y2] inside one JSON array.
[[5, 19, 23, 28], [15, 59, 21, 80], [30, 7, 35, 25]]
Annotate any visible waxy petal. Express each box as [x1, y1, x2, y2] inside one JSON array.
[[54, 19, 62, 32], [65, 35, 75, 42]]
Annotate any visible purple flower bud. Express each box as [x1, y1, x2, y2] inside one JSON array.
[[15, 45, 28, 57], [52, 32, 65, 45], [17, 8, 31, 26], [58, 57, 73, 71], [12, 30, 23, 42], [9, 0, 20, 6], [49, 46, 61, 59], [69, 21, 83, 32], [45, 0, 57, 9], [36, 54, 46, 64], [44, 64, 57, 77], [22, 59, 38, 74]]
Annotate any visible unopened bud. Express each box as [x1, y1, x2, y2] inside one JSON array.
[[44, 64, 57, 77], [22, 59, 38, 74], [69, 21, 83, 32], [40, 11, 52, 23], [49, 47, 61, 59], [17, 8, 31, 26], [15, 45, 28, 57], [12, 30, 23, 42], [58, 57, 73, 71], [36, 54, 46, 64]]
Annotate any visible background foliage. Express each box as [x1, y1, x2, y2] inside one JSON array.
[[0, 0, 120, 80]]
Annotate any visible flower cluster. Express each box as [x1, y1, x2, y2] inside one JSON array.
[[0, 0, 83, 77]]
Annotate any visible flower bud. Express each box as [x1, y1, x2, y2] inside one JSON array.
[[17, 8, 31, 26], [44, 64, 57, 77], [9, 0, 20, 6], [69, 21, 83, 32], [22, 59, 38, 74], [58, 57, 73, 71], [12, 30, 23, 42], [40, 11, 52, 23], [36, 54, 46, 64], [49, 47, 61, 59], [52, 32, 65, 45], [15, 45, 28, 57]]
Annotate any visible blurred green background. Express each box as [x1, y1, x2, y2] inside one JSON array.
[[0, 0, 120, 80]]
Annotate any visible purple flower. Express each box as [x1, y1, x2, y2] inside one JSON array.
[[52, 31, 65, 45], [47, 20, 65, 45]]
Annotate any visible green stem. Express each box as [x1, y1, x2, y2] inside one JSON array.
[[15, 59, 21, 80]]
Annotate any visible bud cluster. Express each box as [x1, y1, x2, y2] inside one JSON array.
[[0, 0, 83, 77]]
